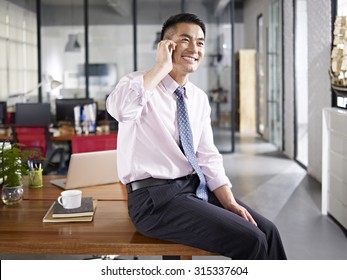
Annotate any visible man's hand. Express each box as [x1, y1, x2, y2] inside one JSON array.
[[213, 185, 257, 226], [143, 39, 176, 91], [155, 39, 177, 74], [227, 201, 257, 226]]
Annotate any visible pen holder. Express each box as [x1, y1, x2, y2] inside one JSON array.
[[28, 169, 43, 188]]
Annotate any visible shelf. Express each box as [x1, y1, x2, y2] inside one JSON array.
[[322, 107, 347, 230]]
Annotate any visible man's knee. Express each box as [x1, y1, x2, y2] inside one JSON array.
[[243, 231, 268, 260]]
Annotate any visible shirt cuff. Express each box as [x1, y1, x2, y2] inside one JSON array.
[[207, 176, 232, 192], [129, 75, 154, 106]]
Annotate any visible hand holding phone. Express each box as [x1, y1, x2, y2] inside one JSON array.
[[144, 39, 177, 90], [156, 40, 176, 72]]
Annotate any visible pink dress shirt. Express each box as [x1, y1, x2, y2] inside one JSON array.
[[106, 71, 231, 192]]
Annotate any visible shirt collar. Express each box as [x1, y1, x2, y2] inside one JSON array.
[[162, 75, 190, 99]]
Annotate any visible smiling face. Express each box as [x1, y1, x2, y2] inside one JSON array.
[[166, 22, 205, 84]]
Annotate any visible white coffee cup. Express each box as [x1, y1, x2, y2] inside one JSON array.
[[57, 190, 82, 209]]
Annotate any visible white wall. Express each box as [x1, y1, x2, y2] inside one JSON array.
[[338, 0, 347, 15], [306, 0, 331, 181]]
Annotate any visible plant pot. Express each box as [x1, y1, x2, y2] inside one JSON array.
[[1, 185, 24, 205]]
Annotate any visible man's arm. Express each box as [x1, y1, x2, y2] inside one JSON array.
[[106, 39, 176, 122], [213, 185, 257, 226]]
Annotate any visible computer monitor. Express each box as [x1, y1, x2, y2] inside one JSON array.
[[55, 98, 95, 124], [15, 103, 51, 126], [0, 101, 7, 124]]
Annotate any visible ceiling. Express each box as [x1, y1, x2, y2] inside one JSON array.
[[40, 0, 244, 6], [40, 0, 244, 17]]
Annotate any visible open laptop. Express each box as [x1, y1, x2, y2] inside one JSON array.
[[50, 150, 119, 189]]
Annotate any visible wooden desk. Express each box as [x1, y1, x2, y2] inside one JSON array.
[[22, 176, 127, 201], [50, 134, 74, 142], [0, 199, 214, 257], [51, 132, 118, 143], [0, 133, 12, 142], [0, 131, 70, 142], [1, 176, 215, 258]]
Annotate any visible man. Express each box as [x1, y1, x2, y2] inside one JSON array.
[[106, 13, 287, 260]]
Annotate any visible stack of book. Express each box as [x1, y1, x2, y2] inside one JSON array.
[[43, 197, 97, 223]]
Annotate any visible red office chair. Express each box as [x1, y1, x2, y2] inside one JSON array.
[[71, 133, 117, 154], [12, 126, 66, 175]]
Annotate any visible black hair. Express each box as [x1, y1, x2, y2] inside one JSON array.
[[160, 13, 206, 40]]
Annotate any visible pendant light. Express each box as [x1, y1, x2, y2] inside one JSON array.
[[64, 0, 81, 52], [65, 34, 81, 52]]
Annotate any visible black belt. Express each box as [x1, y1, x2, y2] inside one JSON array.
[[126, 173, 196, 193]]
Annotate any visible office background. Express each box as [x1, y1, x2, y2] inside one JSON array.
[[1, 0, 347, 259], [1, 0, 345, 176]]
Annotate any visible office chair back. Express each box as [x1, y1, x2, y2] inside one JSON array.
[[71, 134, 117, 154], [12, 127, 47, 157], [12, 126, 66, 175]]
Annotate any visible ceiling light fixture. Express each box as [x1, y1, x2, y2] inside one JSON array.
[[64, 0, 81, 53], [65, 34, 81, 52]]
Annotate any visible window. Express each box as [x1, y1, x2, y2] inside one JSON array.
[[0, 0, 38, 104]]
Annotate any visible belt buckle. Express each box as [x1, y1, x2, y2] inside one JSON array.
[[126, 184, 133, 193]]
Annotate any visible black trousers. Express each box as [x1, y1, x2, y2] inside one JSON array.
[[127, 174, 287, 260]]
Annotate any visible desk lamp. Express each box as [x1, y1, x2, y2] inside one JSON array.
[[7, 76, 62, 107]]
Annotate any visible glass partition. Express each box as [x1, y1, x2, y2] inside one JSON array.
[[136, 0, 181, 71], [267, 0, 283, 149], [256, 14, 265, 136], [187, 1, 235, 152], [88, 1, 133, 113], [41, 0, 134, 120], [136, 0, 235, 152], [41, 0, 85, 116], [294, 0, 308, 167]]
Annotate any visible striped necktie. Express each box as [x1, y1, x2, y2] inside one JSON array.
[[175, 86, 208, 201]]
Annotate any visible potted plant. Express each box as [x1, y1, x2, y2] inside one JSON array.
[[0, 141, 39, 205]]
